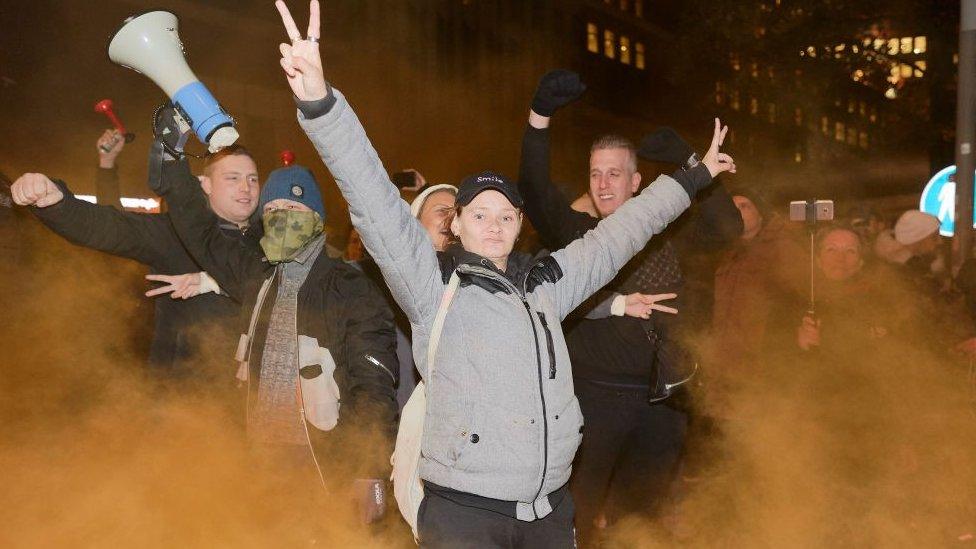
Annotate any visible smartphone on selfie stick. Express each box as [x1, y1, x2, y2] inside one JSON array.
[[789, 199, 835, 317]]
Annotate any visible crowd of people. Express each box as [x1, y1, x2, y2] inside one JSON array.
[[3, 1, 976, 547]]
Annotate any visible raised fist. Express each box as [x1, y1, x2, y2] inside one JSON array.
[[11, 173, 64, 208], [531, 70, 586, 117]]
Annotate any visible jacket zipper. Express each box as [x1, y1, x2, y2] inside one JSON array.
[[460, 262, 552, 518], [536, 312, 557, 379], [522, 298, 549, 519], [364, 354, 396, 384]]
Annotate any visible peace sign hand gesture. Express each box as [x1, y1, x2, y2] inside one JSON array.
[[275, 0, 329, 101], [701, 118, 737, 178]]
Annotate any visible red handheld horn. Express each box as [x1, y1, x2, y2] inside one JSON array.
[[280, 150, 296, 167], [94, 99, 127, 135]]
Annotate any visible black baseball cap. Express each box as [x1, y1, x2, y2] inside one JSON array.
[[456, 171, 524, 209]]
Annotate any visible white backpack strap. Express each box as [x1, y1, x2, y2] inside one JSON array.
[[234, 273, 276, 380], [426, 271, 460, 385]]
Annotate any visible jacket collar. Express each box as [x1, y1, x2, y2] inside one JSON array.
[[437, 244, 562, 295]]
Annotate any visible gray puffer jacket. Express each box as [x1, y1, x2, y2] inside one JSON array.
[[299, 89, 696, 521]]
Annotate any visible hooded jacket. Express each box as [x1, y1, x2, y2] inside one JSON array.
[[296, 89, 699, 520]]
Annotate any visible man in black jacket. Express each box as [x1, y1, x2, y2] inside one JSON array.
[[10, 143, 263, 383], [519, 71, 742, 545], [153, 125, 398, 524]]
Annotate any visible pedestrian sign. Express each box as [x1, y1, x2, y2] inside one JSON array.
[[919, 165, 976, 237]]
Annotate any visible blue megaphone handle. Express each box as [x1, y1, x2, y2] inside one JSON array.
[[172, 81, 234, 145]]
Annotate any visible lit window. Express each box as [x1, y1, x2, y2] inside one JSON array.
[[587, 23, 599, 53], [635, 42, 645, 69], [853, 69, 864, 82], [887, 38, 899, 55], [852, 44, 860, 53], [750, 97, 759, 115], [794, 147, 803, 163], [915, 36, 927, 54], [821, 116, 829, 135], [620, 36, 631, 64], [751, 61, 759, 78], [806, 46, 817, 58], [604, 30, 616, 59], [794, 107, 803, 126], [835, 122, 845, 142], [859, 101, 866, 116], [955, 53, 960, 65], [731, 90, 740, 111], [915, 60, 926, 78], [859, 131, 869, 149], [848, 98, 856, 114], [847, 127, 857, 146], [873, 38, 885, 50], [901, 37, 912, 54], [635, 0, 644, 17], [731, 52, 741, 70], [901, 63, 912, 78], [870, 106, 877, 123], [767, 103, 776, 123]]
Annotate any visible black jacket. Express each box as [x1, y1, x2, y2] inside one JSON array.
[[31, 168, 261, 378], [518, 125, 742, 394], [157, 158, 398, 480]]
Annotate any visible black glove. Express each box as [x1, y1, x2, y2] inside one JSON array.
[[531, 70, 586, 117], [638, 127, 698, 169], [152, 102, 191, 160]]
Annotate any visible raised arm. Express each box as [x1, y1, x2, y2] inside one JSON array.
[[154, 157, 267, 300], [12, 173, 167, 265], [275, 0, 441, 325], [549, 120, 736, 317], [518, 70, 594, 249]]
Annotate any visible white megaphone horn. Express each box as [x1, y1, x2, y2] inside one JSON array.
[[108, 11, 238, 152]]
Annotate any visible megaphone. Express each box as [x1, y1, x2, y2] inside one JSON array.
[[107, 11, 238, 152]]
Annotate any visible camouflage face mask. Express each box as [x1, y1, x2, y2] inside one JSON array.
[[260, 209, 324, 264]]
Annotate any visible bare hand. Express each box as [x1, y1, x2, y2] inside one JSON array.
[[145, 272, 203, 300], [10, 173, 64, 208], [275, 0, 329, 101], [624, 292, 678, 320], [97, 129, 124, 168], [797, 315, 820, 351], [701, 118, 736, 178]]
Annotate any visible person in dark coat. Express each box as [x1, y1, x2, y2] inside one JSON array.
[[518, 70, 742, 546], [9, 144, 263, 383], [153, 135, 399, 524]]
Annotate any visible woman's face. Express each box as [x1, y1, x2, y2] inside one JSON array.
[[818, 229, 863, 281], [418, 190, 456, 252], [450, 189, 522, 267]]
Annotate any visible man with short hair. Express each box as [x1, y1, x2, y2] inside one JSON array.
[[9, 141, 263, 381], [518, 70, 742, 545]]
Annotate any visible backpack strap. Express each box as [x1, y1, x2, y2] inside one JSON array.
[[425, 271, 460, 387]]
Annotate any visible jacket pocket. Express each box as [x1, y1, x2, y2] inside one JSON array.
[[547, 396, 584, 475], [298, 335, 341, 432]]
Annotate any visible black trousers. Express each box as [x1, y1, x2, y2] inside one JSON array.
[[418, 487, 577, 549], [571, 381, 689, 547]]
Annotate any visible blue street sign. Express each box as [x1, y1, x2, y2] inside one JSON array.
[[919, 165, 976, 237]]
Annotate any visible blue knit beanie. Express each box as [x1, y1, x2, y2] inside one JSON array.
[[259, 165, 326, 220]]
